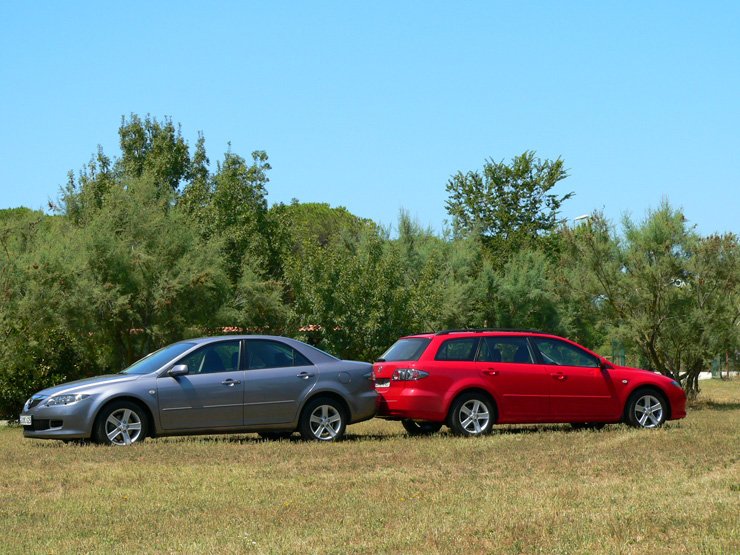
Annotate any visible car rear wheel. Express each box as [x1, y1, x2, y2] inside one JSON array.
[[626, 390, 667, 429], [401, 419, 443, 436], [93, 401, 148, 446], [299, 398, 346, 441], [448, 393, 495, 437]]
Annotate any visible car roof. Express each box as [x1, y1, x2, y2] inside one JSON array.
[[178, 335, 298, 344], [401, 330, 559, 340]]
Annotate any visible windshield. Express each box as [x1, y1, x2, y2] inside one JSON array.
[[379, 338, 431, 362], [120, 342, 196, 375]]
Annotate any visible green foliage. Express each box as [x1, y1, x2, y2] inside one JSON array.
[[81, 176, 231, 366], [0, 329, 94, 419], [285, 221, 411, 361], [1, 115, 737, 416], [445, 151, 572, 259], [118, 114, 191, 193], [494, 249, 561, 332], [562, 202, 740, 397]]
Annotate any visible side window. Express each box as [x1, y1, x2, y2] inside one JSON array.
[[434, 338, 479, 361], [245, 340, 313, 370], [478, 337, 533, 364], [532, 338, 600, 368], [178, 341, 241, 375]]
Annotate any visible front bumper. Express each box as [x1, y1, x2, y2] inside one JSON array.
[[21, 401, 95, 440], [668, 388, 687, 420]]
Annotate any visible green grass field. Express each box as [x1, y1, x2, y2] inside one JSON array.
[[1, 380, 738, 554]]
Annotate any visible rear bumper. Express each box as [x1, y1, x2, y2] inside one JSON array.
[[348, 390, 378, 424], [375, 386, 446, 422]]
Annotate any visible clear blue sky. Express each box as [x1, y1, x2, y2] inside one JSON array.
[[1, 1, 738, 235]]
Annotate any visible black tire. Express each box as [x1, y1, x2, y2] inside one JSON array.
[[93, 401, 148, 446], [570, 422, 607, 431], [298, 397, 347, 441], [401, 419, 443, 436], [448, 392, 495, 437], [259, 431, 294, 440], [625, 389, 667, 429]]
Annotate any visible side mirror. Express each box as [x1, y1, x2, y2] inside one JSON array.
[[600, 359, 611, 371], [168, 364, 189, 377]]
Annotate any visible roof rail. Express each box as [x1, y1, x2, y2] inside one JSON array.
[[435, 328, 544, 335]]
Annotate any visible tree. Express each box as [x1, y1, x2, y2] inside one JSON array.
[[179, 133, 211, 218], [445, 151, 572, 259], [563, 202, 739, 398], [494, 249, 561, 332], [118, 114, 191, 194], [207, 150, 272, 283]]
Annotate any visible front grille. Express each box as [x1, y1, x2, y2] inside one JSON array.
[[24, 419, 50, 431]]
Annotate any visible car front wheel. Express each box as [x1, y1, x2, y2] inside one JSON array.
[[299, 398, 346, 441], [626, 390, 667, 429], [93, 401, 148, 446], [448, 393, 495, 436]]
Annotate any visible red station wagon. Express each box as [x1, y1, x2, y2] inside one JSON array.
[[373, 330, 687, 436]]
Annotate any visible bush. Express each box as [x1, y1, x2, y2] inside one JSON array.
[[0, 328, 98, 420]]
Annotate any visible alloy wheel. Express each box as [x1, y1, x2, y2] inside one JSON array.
[[105, 408, 143, 445], [308, 404, 343, 440], [633, 394, 664, 428], [458, 399, 490, 434]]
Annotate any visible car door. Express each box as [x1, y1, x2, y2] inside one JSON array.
[[530, 337, 619, 420], [476, 336, 550, 421], [157, 340, 245, 430], [242, 339, 318, 425]]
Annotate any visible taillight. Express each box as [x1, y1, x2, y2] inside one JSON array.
[[392, 369, 429, 381]]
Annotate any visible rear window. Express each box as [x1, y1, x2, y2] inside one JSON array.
[[379, 338, 431, 361]]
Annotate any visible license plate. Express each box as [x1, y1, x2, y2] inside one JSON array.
[[375, 379, 390, 389], [20, 415, 32, 426]]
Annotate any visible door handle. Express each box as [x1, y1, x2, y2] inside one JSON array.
[[296, 372, 315, 380], [221, 379, 241, 386], [550, 373, 566, 381], [483, 369, 498, 376]]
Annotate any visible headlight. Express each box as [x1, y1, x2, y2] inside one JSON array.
[[44, 394, 90, 406]]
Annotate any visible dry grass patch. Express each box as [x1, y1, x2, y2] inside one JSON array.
[[1, 379, 738, 554]]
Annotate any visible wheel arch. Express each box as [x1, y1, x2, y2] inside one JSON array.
[[445, 387, 499, 424], [93, 395, 157, 438], [623, 385, 671, 422], [300, 390, 351, 422]]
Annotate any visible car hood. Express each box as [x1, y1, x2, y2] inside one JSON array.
[[33, 374, 141, 398], [612, 364, 654, 374], [610, 364, 674, 381]]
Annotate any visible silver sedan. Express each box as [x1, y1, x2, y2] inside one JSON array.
[[20, 335, 377, 445]]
